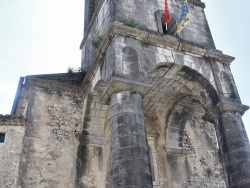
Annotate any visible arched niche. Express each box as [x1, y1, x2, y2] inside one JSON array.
[[122, 47, 140, 78], [220, 71, 236, 99]]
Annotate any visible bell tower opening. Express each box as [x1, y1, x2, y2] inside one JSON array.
[[161, 14, 177, 36]]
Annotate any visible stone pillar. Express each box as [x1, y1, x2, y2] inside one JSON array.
[[109, 91, 153, 188], [216, 111, 250, 188]]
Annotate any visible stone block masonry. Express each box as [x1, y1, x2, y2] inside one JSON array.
[[1, 0, 248, 187], [109, 91, 153, 188], [0, 115, 26, 188]]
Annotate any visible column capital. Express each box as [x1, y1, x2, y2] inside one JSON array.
[[100, 77, 152, 104], [216, 100, 249, 115], [202, 100, 249, 122]]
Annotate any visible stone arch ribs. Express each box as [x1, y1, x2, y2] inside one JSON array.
[[82, 79, 109, 145], [143, 63, 219, 117], [142, 62, 250, 187]]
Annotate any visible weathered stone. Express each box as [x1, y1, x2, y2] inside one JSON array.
[[1, 0, 249, 188], [109, 92, 153, 188]]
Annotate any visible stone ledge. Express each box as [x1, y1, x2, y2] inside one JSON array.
[[25, 77, 81, 94], [0, 115, 26, 126], [81, 22, 235, 63], [166, 146, 189, 155], [111, 23, 234, 63]]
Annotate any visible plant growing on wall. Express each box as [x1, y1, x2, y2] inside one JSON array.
[[141, 34, 151, 48], [67, 67, 81, 73], [91, 35, 103, 49], [123, 18, 138, 28]]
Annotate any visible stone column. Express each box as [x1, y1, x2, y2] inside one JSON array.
[[109, 91, 153, 188], [216, 111, 250, 188]]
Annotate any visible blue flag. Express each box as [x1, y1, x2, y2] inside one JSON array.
[[177, 0, 190, 34]]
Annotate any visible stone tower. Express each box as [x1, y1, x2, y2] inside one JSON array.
[[0, 0, 250, 188]]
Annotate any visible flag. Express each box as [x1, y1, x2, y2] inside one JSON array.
[[165, 0, 171, 30], [177, 0, 190, 34]]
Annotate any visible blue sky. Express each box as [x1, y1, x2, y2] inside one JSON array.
[[0, 0, 249, 135]]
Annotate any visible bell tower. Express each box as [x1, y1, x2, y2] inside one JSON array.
[[79, 0, 250, 187], [1, 0, 249, 188]]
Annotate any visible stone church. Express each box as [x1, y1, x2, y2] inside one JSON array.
[[0, 0, 249, 187]]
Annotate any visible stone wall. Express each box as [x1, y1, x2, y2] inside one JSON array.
[[81, 0, 116, 71], [115, 0, 214, 48], [2, 0, 246, 187], [211, 60, 241, 103], [17, 86, 84, 188], [82, 0, 215, 74], [81, 0, 215, 71], [144, 95, 226, 188], [165, 116, 226, 188], [0, 115, 26, 188], [100, 34, 218, 92]]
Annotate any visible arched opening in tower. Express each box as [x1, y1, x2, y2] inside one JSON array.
[[161, 14, 177, 36]]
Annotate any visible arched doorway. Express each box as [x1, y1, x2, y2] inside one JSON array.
[[143, 63, 226, 187]]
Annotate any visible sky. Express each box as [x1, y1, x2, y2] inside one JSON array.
[[0, 0, 249, 135]]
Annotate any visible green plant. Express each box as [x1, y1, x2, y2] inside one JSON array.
[[123, 18, 138, 28], [67, 67, 81, 73], [141, 34, 151, 47], [91, 35, 103, 49]]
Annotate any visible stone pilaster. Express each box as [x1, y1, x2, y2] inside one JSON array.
[[109, 91, 153, 188], [216, 111, 250, 188]]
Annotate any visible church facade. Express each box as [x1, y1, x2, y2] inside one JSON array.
[[0, 0, 250, 187]]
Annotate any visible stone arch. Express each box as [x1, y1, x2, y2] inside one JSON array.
[[166, 96, 206, 153], [144, 62, 219, 117], [76, 78, 109, 187], [165, 100, 225, 188], [86, 79, 108, 138], [144, 63, 226, 187], [122, 47, 140, 78], [165, 95, 219, 151]]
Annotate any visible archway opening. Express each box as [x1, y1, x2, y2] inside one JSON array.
[[143, 63, 225, 187]]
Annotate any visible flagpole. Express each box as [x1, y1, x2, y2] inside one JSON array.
[[165, 0, 171, 31]]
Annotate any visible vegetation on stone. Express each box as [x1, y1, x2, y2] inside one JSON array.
[[122, 18, 138, 28], [67, 66, 81, 73], [91, 35, 103, 49]]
